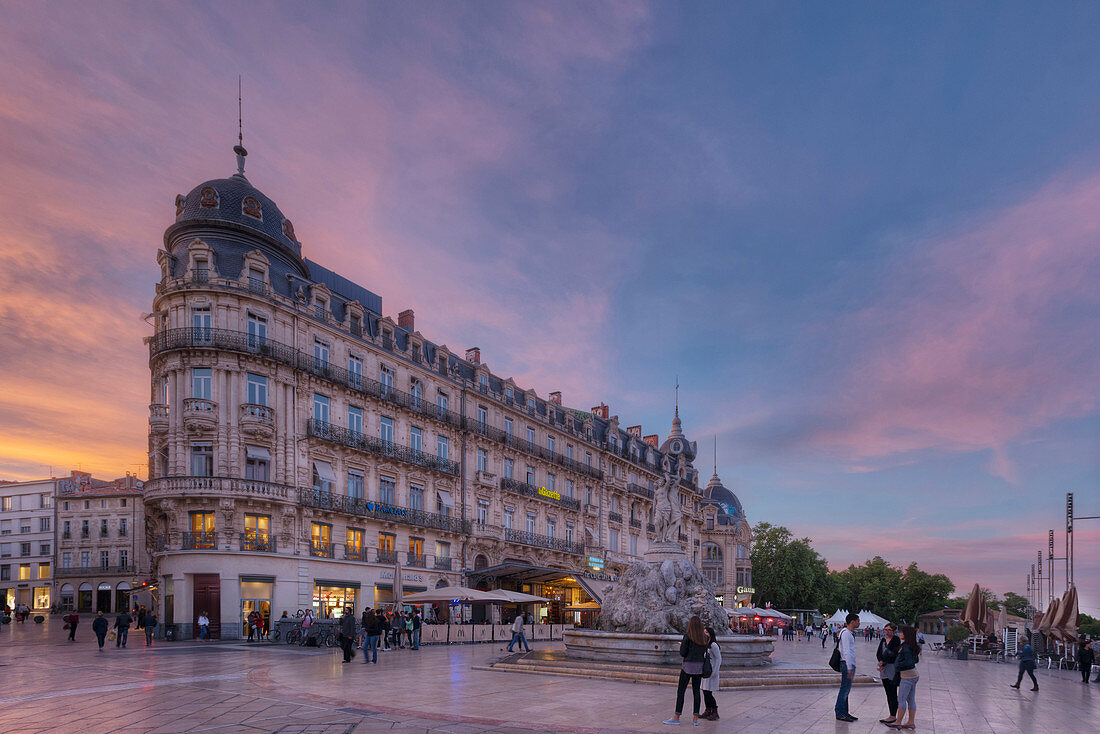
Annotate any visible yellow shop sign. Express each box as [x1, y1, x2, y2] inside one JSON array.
[[538, 486, 561, 500]]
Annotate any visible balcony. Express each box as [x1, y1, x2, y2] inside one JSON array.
[[247, 277, 267, 295], [377, 549, 397, 564], [310, 541, 335, 558], [629, 518, 642, 530], [584, 503, 599, 516], [145, 476, 294, 502], [434, 556, 453, 571], [647, 522, 656, 533], [239, 403, 275, 437], [308, 419, 460, 476], [627, 482, 654, 500], [149, 403, 169, 433], [607, 511, 623, 524], [240, 532, 276, 553], [182, 398, 218, 432], [298, 488, 470, 535], [503, 527, 584, 556], [62, 531, 71, 540], [500, 477, 581, 511], [407, 553, 426, 568], [55, 565, 135, 577], [182, 531, 217, 550], [474, 470, 497, 488], [154, 534, 168, 552], [344, 545, 369, 562]]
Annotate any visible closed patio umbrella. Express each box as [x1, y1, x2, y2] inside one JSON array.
[[961, 583, 988, 634], [1050, 587, 1079, 643], [1037, 599, 1060, 636], [996, 606, 1008, 634]]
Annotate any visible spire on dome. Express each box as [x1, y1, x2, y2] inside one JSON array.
[[233, 75, 248, 177], [669, 376, 684, 439]]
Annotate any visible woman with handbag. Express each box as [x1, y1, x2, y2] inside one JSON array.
[[662, 615, 710, 726], [876, 623, 901, 724], [888, 626, 921, 730], [700, 626, 723, 721]]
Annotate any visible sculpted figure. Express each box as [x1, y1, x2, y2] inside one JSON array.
[[653, 459, 683, 545]]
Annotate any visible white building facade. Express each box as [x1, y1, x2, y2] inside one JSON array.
[[0, 479, 56, 612], [144, 143, 749, 638]]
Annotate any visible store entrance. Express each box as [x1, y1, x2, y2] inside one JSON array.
[[96, 583, 111, 613], [241, 599, 271, 638]]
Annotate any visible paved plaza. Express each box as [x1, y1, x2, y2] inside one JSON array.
[[0, 621, 1093, 733]]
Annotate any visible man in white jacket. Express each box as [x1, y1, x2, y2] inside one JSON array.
[[835, 612, 860, 722], [507, 612, 530, 653]]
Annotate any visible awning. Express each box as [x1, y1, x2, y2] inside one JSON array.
[[315, 579, 361, 589], [437, 490, 455, 508], [313, 460, 336, 483], [467, 562, 616, 605], [247, 445, 272, 461]]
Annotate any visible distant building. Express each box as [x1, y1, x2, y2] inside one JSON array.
[[0, 479, 56, 611], [699, 469, 753, 608], [54, 472, 146, 613]]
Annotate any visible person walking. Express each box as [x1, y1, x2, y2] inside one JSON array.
[[114, 610, 131, 648], [876, 623, 902, 725], [339, 607, 357, 663], [380, 610, 392, 651], [887, 626, 921, 730], [411, 609, 422, 650], [142, 610, 158, 646], [404, 611, 415, 649], [662, 615, 710, 726], [1010, 634, 1039, 691], [197, 611, 210, 641], [300, 609, 314, 645], [507, 612, 530, 653], [1078, 640, 1093, 684], [92, 611, 108, 651], [835, 612, 860, 722], [66, 611, 80, 641], [700, 626, 723, 721], [822, 626, 828, 648], [361, 609, 381, 664]]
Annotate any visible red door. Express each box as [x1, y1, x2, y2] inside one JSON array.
[[193, 574, 221, 639]]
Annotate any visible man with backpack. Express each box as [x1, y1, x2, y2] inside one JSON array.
[[834, 612, 860, 722]]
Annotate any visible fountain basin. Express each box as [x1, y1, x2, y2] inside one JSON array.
[[563, 629, 774, 667]]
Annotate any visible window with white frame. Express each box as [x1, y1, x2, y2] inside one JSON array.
[[246, 373, 267, 406], [347, 471, 364, 499], [526, 512, 536, 534], [477, 500, 489, 524], [566, 479, 574, 498], [503, 459, 513, 479], [191, 367, 212, 399], [504, 416, 513, 436], [348, 355, 363, 388], [190, 443, 213, 476], [437, 435, 449, 460], [379, 476, 396, 505], [380, 365, 394, 395], [313, 394, 330, 423], [313, 339, 329, 369], [409, 484, 423, 510], [526, 426, 535, 445], [348, 406, 363, 435], [526, 465, 535, 484], [247, 313, 266, 347], [380, 416, 394, 445], [477, 448, 487, 472], [547, 518, 556, 539], [503, 508, 514, 529], [410, 426, 422, 453]]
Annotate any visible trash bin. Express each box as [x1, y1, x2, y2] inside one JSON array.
[[165, 623, 179, 641]]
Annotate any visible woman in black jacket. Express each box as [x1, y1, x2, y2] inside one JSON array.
[[875, 623, 902, 724], [662, 616, 710, 726]]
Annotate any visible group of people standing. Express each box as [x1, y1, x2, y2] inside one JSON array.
[[830, 612, 922, 728], [662, 615, 723, 725], [328, 607, 425, 664]]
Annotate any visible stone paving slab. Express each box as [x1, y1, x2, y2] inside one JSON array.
[[0, 620, 1094, 732]]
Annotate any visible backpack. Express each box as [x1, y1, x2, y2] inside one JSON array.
[[828, 635, 843, 672]]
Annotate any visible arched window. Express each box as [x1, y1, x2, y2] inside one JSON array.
[[474, 554, 489, 571], [737, 544, 747, 560]]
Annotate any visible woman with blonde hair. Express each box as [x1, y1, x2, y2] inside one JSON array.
[[663, 615, 710, 726]]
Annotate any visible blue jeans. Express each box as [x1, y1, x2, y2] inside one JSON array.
[[116, 627, 128, 647], [835, 665, 852, 717], [364, 634, 378, 662], [508, 631, 529, 652], [897, 676, 918, 712], [412, 628, 420, 649], [199, 625, 209, 640]]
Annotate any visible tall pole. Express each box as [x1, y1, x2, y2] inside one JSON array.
[[1037, 551, 1043, 610], [1066, 492, 1073, 589], [1048, 530, 1055, 601]]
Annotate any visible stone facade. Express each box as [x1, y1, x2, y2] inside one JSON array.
[[0, 479, 55, 611], [143, 144, 751, 638]]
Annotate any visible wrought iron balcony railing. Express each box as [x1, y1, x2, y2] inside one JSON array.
[[240, 532, 277, 552], [499, 477, 581, 511], [607, 512, 623, 524], [406, 553, 426, 568], [308, 419, 460, 476], [629, 518, 642, 529], [297, 487, 470, 535], [503, 527, 584, 556], [310, 541, 335, 558], [627, 482, 654, 500], [182, 531, 217, 550]]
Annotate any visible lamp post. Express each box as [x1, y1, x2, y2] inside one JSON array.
[[1067, 491, 1100, 591]]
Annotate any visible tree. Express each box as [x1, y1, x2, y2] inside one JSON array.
[[895, 563, 954, 624], [748, 522, 831, 609], [824, 559, 952, 623], [1080, 613, 1100, 638], [1000, 592, 1031, 618]]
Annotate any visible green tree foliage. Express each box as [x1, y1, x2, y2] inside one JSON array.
[[1000, 592, 1031, 618], [748, 522, 831, 609], [895, 563, 955, 624], [1079, 613, 1100, 638]]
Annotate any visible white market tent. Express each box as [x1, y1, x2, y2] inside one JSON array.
[[858, 610, 892, 629], [825, 609, 850, 625]]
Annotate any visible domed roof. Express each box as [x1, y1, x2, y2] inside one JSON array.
[[173, 169, 301, 258], [702, 472, 743, 521]]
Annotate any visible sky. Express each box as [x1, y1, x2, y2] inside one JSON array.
[[0, 2, 1097, 614]]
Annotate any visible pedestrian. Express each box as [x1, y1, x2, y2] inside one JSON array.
[[700, 626, 722, 721], [246, 610, 261, 642], [143, 610, 158, 646], [114, 610, 131, 648], [822, 626, 828, 648], [66, 610, 80, 641], [876, 622, 901, 725], [1010, 634, 1039, 691], [137, 605, 147, 630], [404, 611, 415, 648], [887, 626, 921, 730], [197, 611, 210, 641], [835, 611, 859, 723], [662, 615, 710, 726], [92, 611, 108, 651], [380, 610, 392, 651], [361, 609, 381, 664], [1079, 640, 1094, 685], [507, 612, 530, 653], [340, 607, 357, 663], [301, 609, 314, 645], [411, 609, 422, 650]]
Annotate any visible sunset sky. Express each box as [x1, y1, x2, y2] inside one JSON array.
[[0, 2, 1096, 614]]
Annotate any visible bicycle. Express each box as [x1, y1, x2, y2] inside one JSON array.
[[285, 627, 302, 645]]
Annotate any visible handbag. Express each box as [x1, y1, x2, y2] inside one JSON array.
[[702, 650, 713, 678], [829, 638, 843, 672]]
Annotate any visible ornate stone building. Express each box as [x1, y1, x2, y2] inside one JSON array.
[[700, 468, 754, 609], [144, 141, 749, 637]]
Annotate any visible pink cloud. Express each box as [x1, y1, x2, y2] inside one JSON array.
[[806, 173, 1100, 479]]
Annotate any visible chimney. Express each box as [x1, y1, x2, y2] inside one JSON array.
[[549, 391, 562, 405], [465, 347, 481, 364], [627, 425, 642, 438], [398, 309, 415, 330], [643, 434, 659, 447], [590, 403, 609, 420]]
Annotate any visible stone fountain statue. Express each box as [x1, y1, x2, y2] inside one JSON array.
[[595, 458, 729, 636]]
